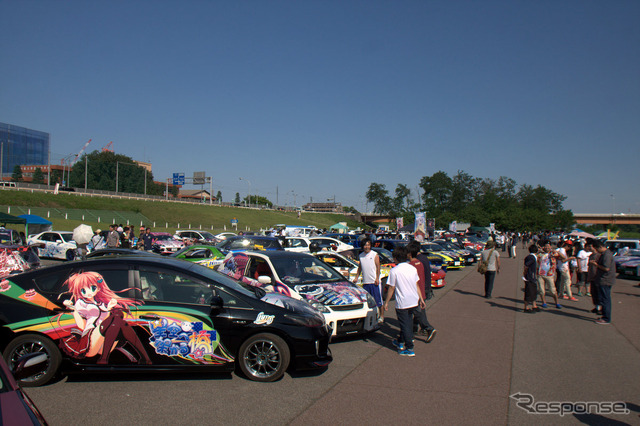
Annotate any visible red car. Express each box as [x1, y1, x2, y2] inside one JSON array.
[[0, 353, 48, 424]]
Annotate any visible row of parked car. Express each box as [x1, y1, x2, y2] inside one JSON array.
[[0, 227, 487, 392]]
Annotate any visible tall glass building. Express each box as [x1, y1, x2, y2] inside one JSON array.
[[0, 122, 50, 178]]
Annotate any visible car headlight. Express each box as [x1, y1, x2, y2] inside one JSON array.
[[366, 293, 377, 309], [284, 313, 325, 327], [309, 300, 331, 313]]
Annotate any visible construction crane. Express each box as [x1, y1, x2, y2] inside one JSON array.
[[102, 141, 113, 152], [71, 139, 92, 165], [60, 139, 91, 165]]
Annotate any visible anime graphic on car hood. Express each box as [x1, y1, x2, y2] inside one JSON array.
[[294, 282, 367, 306]]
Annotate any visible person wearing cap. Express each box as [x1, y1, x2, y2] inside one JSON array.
[[91, 229, 104, 252]]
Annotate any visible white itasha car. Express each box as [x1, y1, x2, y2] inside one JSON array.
[[27, 231, 77, 260], [284, 236, 354, 253]]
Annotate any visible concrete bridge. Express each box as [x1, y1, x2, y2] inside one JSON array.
[[573, 213, 640, 225], [356, 213, 640, 227]]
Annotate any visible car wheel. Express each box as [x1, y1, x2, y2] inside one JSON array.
[[65, 249, 76, 261], [3, 334, 62, 387], [238, 333, 289, 382]]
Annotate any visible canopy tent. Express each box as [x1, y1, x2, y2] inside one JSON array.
[[399, 223, 414, 233], [329, 223, 349, 231], [569, 230, 595, 239], [467, 226, 491, 233], [18, 214, 52, 236], [0, 212, 27, 225]]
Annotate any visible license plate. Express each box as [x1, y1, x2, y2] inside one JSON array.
[[437, 280, 442, 284], [454, 262, 460, 266]]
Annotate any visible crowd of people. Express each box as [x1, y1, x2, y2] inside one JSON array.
[[518, 237, 616, 324], [89, 224, 154, 252]]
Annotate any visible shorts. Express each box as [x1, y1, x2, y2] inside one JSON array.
[[577, 272, 588, 285], [363, 284, 382, 307]]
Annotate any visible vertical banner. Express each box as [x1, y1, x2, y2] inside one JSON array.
[[396, 217, 404, 230], [414, 212, 426, 242], [449, 221, 457, 233], [427, 218, 435, 240]]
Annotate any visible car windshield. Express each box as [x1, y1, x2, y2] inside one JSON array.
[[60, 233, 74, 242], [270, 256, 345, 285], [190, 263, 261, 299], [422, 244, 443, 252], [154, 235, 173, 241], [200, 232, 216, 240], [222, 237, 282, 251], [372, 248, 394, 263]]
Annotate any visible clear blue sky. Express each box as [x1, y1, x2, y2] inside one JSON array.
[[2, 1, 638, 214]]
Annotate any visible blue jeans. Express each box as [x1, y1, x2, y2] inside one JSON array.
[[598, 285, 612, 322], [396, 306, 421, 350], [484, 271, 496, 298]]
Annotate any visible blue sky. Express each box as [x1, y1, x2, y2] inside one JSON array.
[[2, 1, 639, 214]]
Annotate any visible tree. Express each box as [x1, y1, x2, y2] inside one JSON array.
[[11, 165, 23, 182], [32, 167, 44, 184], [419, 171, 452, 214], [216, 191, 222, 202], [68, 151, 164, 196], [244, 195, 273, 207], [50, 169, 62, 185], [235, 192, 240, 203], [449, 170, 477, 214], [393, 184, 412, 213], [366, 183, 391, 214]]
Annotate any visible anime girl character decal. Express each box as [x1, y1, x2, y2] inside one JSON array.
[[61, 271, 152, 365]]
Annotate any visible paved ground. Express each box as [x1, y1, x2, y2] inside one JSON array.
[[292, 249, 640, 425], [25, 250, 640, 425]]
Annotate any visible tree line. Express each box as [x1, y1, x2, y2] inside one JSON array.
[[366, 170, 574, 231]]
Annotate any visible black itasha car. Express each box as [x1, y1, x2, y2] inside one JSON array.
[[0, 256, 332, 385]]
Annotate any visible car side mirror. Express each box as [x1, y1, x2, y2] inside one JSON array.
[[210, 295, 223, 309], [257, 276, 272, 285]]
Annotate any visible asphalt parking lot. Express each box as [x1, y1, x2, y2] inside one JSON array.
[[25, 252, 640, 425]]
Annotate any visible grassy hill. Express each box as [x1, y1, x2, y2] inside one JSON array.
[[0, 190, 365, 234]]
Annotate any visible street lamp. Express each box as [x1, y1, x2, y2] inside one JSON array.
[[239, 177, 251, 206]]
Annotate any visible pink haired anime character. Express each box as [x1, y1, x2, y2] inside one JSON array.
[[62, 271, 151, 365]]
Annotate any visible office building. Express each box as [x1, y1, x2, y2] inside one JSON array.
[[0, 122, 50, 178]]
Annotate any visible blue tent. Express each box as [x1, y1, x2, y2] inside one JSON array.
[[18, 214, 52, 236]]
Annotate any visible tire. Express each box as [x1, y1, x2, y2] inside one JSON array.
[[3, 334, 62, 387], [65, 249, 76, 261], [237, 333, 290, 382]]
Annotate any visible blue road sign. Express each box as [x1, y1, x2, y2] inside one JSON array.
[[173, 173, 185, 185]]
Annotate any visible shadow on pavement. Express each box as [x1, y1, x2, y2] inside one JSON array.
[[453, 289, 485, 298], [65, 370, 233, 383]]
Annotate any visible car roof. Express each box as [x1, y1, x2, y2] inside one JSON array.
[[235, 250, 313, 260]]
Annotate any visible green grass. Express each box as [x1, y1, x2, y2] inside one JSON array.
[[0, 190, 364, 234]]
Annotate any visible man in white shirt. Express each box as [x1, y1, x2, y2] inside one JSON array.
[[383, 246, 425, 357], [353, 238, 383, 323]]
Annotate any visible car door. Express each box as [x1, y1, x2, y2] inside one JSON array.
[[135, 265, 235, 369], [41, 233, 57, 258], [43, 264, 143, 366]]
